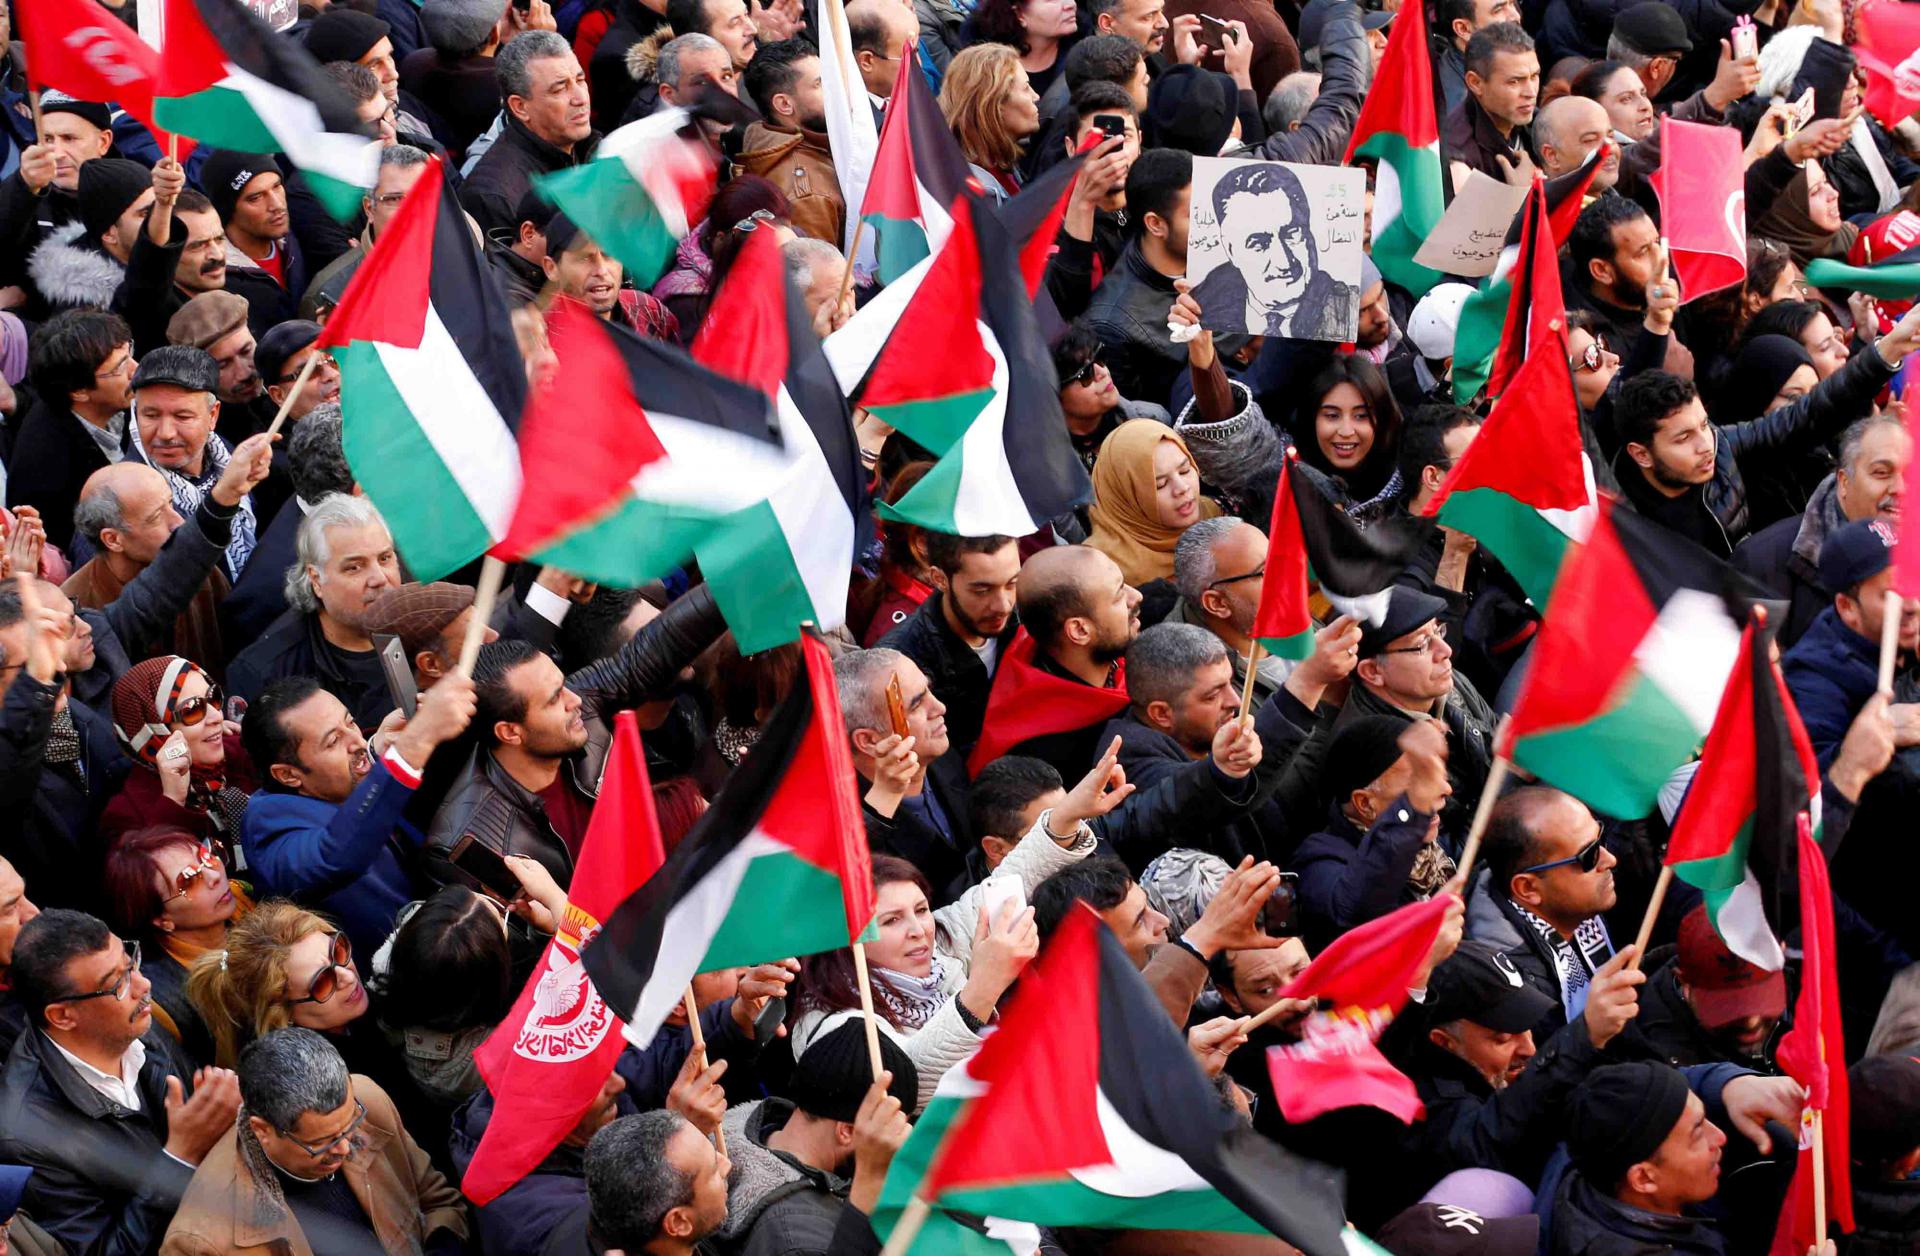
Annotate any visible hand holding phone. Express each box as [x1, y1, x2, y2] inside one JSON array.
[[448, 835, 525, 901], [1730, 16, 1757, 62], [1196, 13, 1230, 54], [885, 674, 910, 738]]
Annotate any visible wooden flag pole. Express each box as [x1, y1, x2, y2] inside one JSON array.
[[27, 89, 41, 143], [1238, 641, 1264, 728], [167, 133, 178, 164], [262, 349, 322, 442], [880, 1196, 933, 1256], [1451, 714, 1512, 886], [835, 216, 867, 314], [849, 939, 887, 1082], [1879, 588, 1901, 695], [1626, 865, 1674, 973], [455, 555, 507, 677], [1812, 1108, 1828, 1242], [683, 984, 727, 1154]]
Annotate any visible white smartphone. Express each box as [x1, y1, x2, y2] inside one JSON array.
[[981, 876, 1027, 925]]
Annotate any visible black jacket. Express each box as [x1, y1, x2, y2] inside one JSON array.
[[1081, 239, 1247, 410], [218, 494, 298, 646], [1615, 343, 1898, 554], [714, 1099, 881, 1256], [1246, 0, 1364, 165], [226, 609, 393, 734], [1548, 1169, 1727, 1256], [877, 592, 1016, 757], [1608, 958, 1776, 1070], [0, 673, 127, 913], [1329, 678, 1496, 846], [1464, 866, 1603, 1043], [1293, 795, 1439, 953], [5, 394, 124, 552], [862, 751, 973, 903], [427, 586, 727, 887], [1100, 699, 1300, 868], [221, 238, 308, 341], [462, 113, 602, 242], [110, 216, 194, 358], [1731, 513, 1830, 650], [1441, 91, 1532, 185], [588, 0, 663, 131], [1846, 1177, 1920, 1256], [0, 1025, 198, 1256]]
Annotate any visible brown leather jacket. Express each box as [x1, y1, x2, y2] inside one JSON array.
[[159, 1076, 469, 1256], [734, 121, 845, 246]]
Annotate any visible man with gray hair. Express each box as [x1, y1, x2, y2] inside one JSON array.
[[304, 144, 436, 317], [221, 403, 356, 643], [162, 1027, 470, 1255], [227, 493, 402, 730], [462, 30, 599, 238], [783, 236, 852, 337], [1261, 71, 1319, 136], [836, 647, 972, 895], [654, 32, 740, 115], [129, 345, 260, 580]]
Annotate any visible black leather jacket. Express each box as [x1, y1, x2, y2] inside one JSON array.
[[426, 586, 726, 887], [1081, 239, 1249, 410]]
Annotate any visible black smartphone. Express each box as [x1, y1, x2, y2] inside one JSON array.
[[1197, 13, 1232, 54], [375, 634, 417, 720], [448, 835, 523, 901], [1093, 112, 1127, 139], [1262, 871, 1302, 936]]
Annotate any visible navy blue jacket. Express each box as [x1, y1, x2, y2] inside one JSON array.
[[1783, 606, 1885, 770], [1293, 793, 1439, 953]]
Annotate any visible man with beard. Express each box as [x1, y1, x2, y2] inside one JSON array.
[[1610, 906, 1786, 1069], [1564, 194, 1668, 363], [427, 587, 729, 888], [879, 534, 1021, 756], [199, 150, 306, 335], [112, 166, 227, 358], [737, 39, 843, 246], [1189, 161, 1356, 341], [1210, 933, 1314, 1139]]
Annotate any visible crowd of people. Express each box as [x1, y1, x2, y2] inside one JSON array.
[[0, 0, 1913, 1248]]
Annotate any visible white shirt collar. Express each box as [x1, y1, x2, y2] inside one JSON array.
[[44, 1032, 146, 1111]]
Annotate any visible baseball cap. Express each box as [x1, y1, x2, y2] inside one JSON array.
[[1356, 585, 1451, 659], [1377, 1202, 1538, 1256], [1817, 517, 1895, 594], [1422, 940, 1555, 1032], [1673, 905, 1786, 1029], [1409, 283, 1476, 361]]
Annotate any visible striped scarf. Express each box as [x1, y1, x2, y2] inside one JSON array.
[[128, 424, 257, 579]]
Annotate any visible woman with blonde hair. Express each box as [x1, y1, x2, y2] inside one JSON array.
[[939, 44, 1041, 202]]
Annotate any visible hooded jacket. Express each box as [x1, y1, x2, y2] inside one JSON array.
[[734, 122, 846, 247], [713, 1100, 880, 1256], [27, 221, 125, 314]]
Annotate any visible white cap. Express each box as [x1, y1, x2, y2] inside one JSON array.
[[1407, 282, 1476, 361]]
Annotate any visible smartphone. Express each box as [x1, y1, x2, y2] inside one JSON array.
[[1093, 112, 1127, 139], [1787, 86, 1816, 134], [752, 996, 786, 1046], [1730, 16, 1757, 62], [375, 634, 418, 720], [1262, 872, 1302, 936], [1197, 13, 1231, 53], [448, 835, 523, 901], [981, 876, 1027, 925], [884, 674, 910, 738]]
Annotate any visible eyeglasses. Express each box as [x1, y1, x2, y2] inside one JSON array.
[[94, 353, 136, 380], [1381, 622, 1447, 656], [369, 192, 408, 209], [734, 208, 776, 234], [161, 844, 218, 904], [1573, 341, 1606, 372], [1206, 567, 1264, 590], [172, 686, 226, 729], [277, 352, 336, 385], [276, 1098, 368, 1158], [1067, 354, 1105, 387], [286, 931, 355, 1006], [1520, 835, 1606, 876], [55, 940, 142, 1004]]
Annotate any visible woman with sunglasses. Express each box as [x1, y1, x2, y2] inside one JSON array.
[[102, 656, 258, 863], [102, 824, 252, 1068]]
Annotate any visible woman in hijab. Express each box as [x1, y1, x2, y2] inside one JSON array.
[[1086, 420, 1221, 585], [1715, 334, 1839, 524], [1753, 162, 1858, 270], [102, 656, 258, 862]]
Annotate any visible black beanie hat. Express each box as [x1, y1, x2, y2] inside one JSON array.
[[1143, 65, 1238, 157], [788, 1021, 918, 1122], [77, 158, 151, 242], [1325, 714, 1409, 801], [305, 9, 392, 64], [1567, 1062, 1691, 1190], [39, 92, 113, 131], [199, 149, 278, 225]]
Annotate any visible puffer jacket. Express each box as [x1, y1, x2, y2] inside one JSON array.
[[734, 123, 845, 246], [427, 585, 728, 888], [1464, 866, 1598, 1043]]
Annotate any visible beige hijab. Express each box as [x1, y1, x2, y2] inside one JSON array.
[[1086, 421, 1221, 585]]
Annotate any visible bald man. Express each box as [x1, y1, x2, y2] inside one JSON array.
[[59, 432, 273, 709], [1533, 95, 1619, 193], [847, 0, 918, 103], [978, 545, 1143, 780]]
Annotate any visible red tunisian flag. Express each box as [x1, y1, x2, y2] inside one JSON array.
[[1895, 403, 1920, 598], [1855, 0, 1920, 127], [13, 0, 190, 153], [460, 712, 667, 1204], [1649, 118, 1746, 302], [1770, 816, 1853, 1255], [1266, 895, 1455, 1124]]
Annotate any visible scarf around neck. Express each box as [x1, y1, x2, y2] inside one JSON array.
[[874, 954, 953, 1031]]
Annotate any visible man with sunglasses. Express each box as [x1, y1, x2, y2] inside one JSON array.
[[163, 1027, 469, 1256], [0, 909, 240, 1256], [1466, 786, 1620, 1042]]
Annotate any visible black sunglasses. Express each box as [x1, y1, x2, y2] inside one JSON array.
[[1067, 354, 1105, 387], [1521, 836, 1605, 876]]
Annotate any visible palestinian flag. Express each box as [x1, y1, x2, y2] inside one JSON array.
[[1503, 498, 1754, 820], [875, 906, 1352, 1256], [819, 0, 879, 260], [1251, 454, 1427, 660], [855, 194, 1091, 536], [315, 159, 522, 582], [496, 296, 792, 588], [1454, 172, 1574, 405], [966, 630, 1128, 775], [1665, 611, 1819, 971], [860, 40, 971, 284], [534, 105, 722, 292], [689, 230, 865, 654], [1423, 328, 1597, 607], [1770, 817, 1853, 1256], [582, 631, 876, 1049], [1343, 0, 1444, 296], [1266, 896, 1455, 1124], [154, 0, 379, 219], [1000, 141, 1090, 299], [1805, 247, 1920, 301]]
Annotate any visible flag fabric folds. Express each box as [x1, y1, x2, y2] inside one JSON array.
[[1854, 0, 1920, 126], [315, 159, 522, 582], [1504, 499, 1752, 820], [1266, 896, 1456, 1124], [582, 631, 875, 1050], [154, 0, 378, 218], [497, 297, 791, 588], [15, 0, 188, 153], [1649, 118, 1748, 302], [1806, 244, 1920, 301], [689, 230, 865, 653], [878, 905, 1352, 1256], [1665, 612, 1820, 971], [817, 0, 879, 260], [1343, 0, 1445, 296], [1453, 171, 1574, 405], [460, 713, 666, 1204], [966, 631, 1129, 775], [860, 42, 971, 284]]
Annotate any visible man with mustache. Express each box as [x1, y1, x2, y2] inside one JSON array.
[[198, 150, 305, 338], [109, 150, 224, 357], [162, 1027, 469, 1256], [0, 909, 241, 1256], [1190, 160, 1355, 341], [128, 347, 260, 582]]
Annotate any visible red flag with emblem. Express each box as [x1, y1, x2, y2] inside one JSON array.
[[1649, 117, 1747, 302]]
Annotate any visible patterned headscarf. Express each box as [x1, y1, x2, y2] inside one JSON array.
[[111, 656, 214, 769]]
